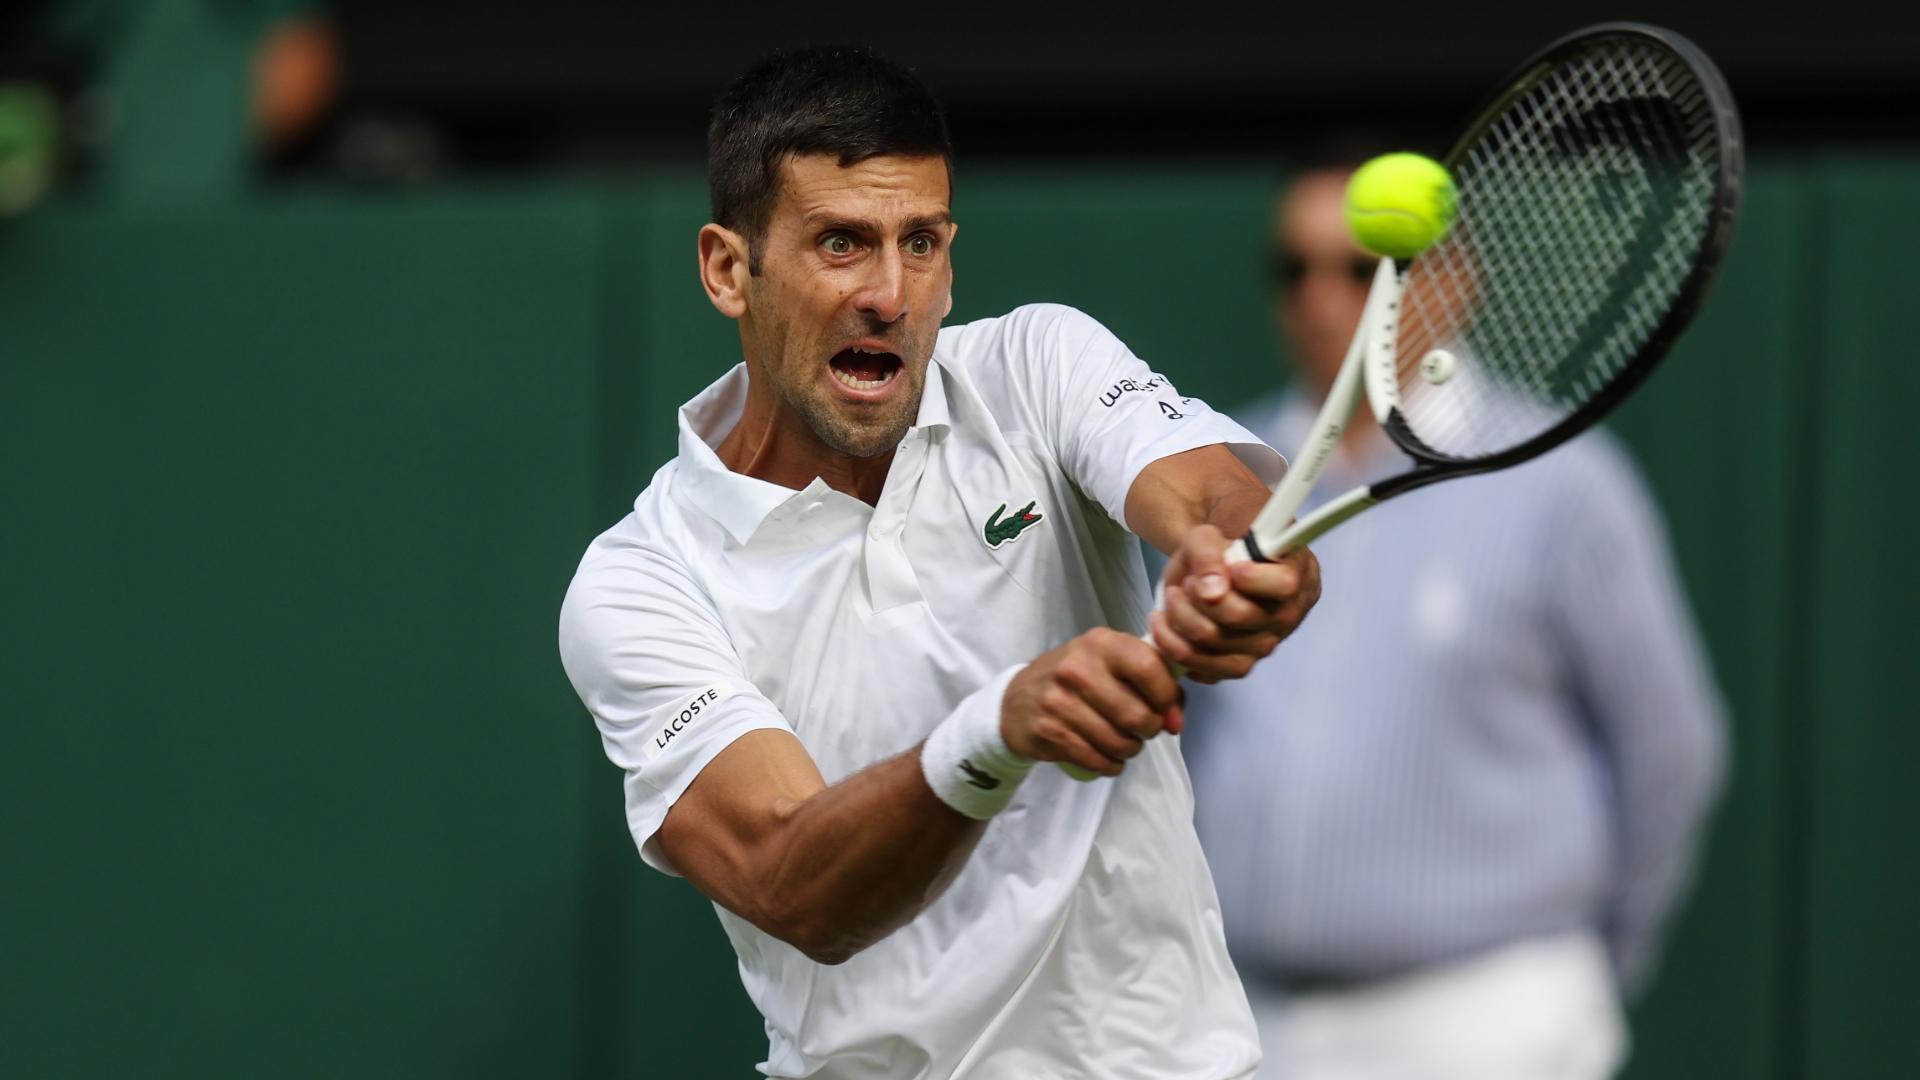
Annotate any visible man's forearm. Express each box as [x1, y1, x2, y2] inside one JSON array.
[[705, 631, 1178, 964], [1126, 445, 1271, 556], [754, 747, 986, 965], [1196, 481, 1271, 546]]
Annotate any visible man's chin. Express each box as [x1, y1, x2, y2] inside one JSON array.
[[784, 362, 926, 459], [820, 415, 915, 459], [806, 400, 919, 460], [837, 436, 905, 460]]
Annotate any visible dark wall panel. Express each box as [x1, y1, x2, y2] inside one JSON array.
[[1800, 158, 1920, 1080], [0, 193, 610, 1078]]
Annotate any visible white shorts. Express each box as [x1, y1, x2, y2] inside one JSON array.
[[1244, 933, 1627, 1080]]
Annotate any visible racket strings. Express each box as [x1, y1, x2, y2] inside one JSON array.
[[1392, 37, 1722, 461]]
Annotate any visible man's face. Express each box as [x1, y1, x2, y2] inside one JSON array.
[[1272, 169, 1372, 397], [742, 153, 955, 459]]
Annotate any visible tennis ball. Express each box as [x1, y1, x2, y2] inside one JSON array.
[[1344, 153, 1457, 260]]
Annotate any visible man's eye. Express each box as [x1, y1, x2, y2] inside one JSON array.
[[824, 235, 854, 255], [907, 235, 934, 256]]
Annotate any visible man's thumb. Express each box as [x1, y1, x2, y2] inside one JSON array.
[[1184, 526, 1230, 601]]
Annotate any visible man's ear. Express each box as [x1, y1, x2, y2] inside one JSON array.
[[698, 224, 751, 318], [942, 220, 958, 318]]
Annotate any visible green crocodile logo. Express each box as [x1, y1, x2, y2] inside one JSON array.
[[958, 759, 1000, 790], [983, 501, 1044, 548]]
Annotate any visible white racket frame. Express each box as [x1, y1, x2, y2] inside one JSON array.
[[1228, 256, 1407, 564]]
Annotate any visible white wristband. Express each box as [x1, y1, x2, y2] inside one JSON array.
[[921, 664, 1033, 820]]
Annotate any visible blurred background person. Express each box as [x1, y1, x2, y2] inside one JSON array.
[[251, 11, 339, 171], [1180, 149, 1730, 1079], [249, 7, 446, 183]]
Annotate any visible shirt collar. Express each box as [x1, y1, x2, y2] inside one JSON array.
[[674, 358, 954, 545]]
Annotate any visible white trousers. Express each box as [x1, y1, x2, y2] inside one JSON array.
[[1243, 933, 1627, 1080]]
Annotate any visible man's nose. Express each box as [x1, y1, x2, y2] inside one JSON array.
[[854, 248, 908, 324], [1296, 269, 1367, 312]]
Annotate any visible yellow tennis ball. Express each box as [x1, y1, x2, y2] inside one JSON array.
[[1344, 153, 1457, 260]]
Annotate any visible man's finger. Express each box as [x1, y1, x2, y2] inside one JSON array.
[[1179, 524, 1231, 603], [1226, 559, 1301, 604], [1162, 584, 1225, 648], [1055, 728, 1127, 777], [1106, 633, 1182, 715], [1039, 689, 1134, 773], [1072, 666, 1163, 746], [1185, 582, 1276, 632], [1158, 595, 1264, 681], [1297, 548, 1323, 607]]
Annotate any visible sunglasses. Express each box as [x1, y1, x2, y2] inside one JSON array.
[[1271, 252, 1375, 291]]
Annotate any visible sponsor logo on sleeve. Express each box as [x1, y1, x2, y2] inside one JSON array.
[[641, 682, 734, 761], [1096, 373, 1194, 419]]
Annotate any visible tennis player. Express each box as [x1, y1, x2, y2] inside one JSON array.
[[560, 46, 1318, 1079]]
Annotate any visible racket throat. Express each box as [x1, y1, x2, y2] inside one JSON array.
[[1242, 259, 1404, 559], [1245, 261, 1401, 548], [1268, 486, 1381, 555]]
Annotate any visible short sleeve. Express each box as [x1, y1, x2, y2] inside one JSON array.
[[976, 304, 1284, 526], [558, 525, 794, 875]]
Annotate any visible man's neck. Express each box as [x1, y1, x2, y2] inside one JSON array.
[[714, 376, 895, 506]]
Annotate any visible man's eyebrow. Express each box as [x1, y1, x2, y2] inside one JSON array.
[[802, 210, 954, 233]]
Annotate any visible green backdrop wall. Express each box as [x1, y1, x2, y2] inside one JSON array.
[[3, 158, 1913, 1078]]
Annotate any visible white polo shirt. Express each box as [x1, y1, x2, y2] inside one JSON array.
[[560, 303, 1282, 1080]]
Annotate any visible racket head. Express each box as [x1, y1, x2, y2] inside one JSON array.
[[1372, 23, 1743, 494]]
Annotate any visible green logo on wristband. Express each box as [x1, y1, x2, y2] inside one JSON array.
[[958, 759, 1000, 790]]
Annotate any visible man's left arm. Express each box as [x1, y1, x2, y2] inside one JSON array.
[[1552, 442, 1728, 998], [1125, 444, 1321, 684], [994, 305, 1319, 682]]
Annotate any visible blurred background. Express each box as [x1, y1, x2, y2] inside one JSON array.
[[3, 1, 1915, 1076]]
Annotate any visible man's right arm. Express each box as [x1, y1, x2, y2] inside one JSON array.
[[658, 728, 981, 966], [657, 627, 1181, 965]]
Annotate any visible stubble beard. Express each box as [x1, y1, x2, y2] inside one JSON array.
[[776, 358, 927, 459]]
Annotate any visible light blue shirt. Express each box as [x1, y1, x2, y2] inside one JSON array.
[[1182, 391, 1726, 997]]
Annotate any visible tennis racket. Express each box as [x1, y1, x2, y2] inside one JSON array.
[[1235, 22, 1743, 564], [1064, 23, 1743, 779]]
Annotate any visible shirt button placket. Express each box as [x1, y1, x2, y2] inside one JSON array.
[[865, 432, 927, 609]]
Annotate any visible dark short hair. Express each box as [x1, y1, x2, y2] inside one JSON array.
[[707, 46, 952, 269]]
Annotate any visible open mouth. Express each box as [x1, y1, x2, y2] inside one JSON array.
[[828, 346, 902, 392]]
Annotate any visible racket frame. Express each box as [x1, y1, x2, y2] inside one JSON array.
[[1243, 21, 1744, 562], [1071, 22, 1745, 781]]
